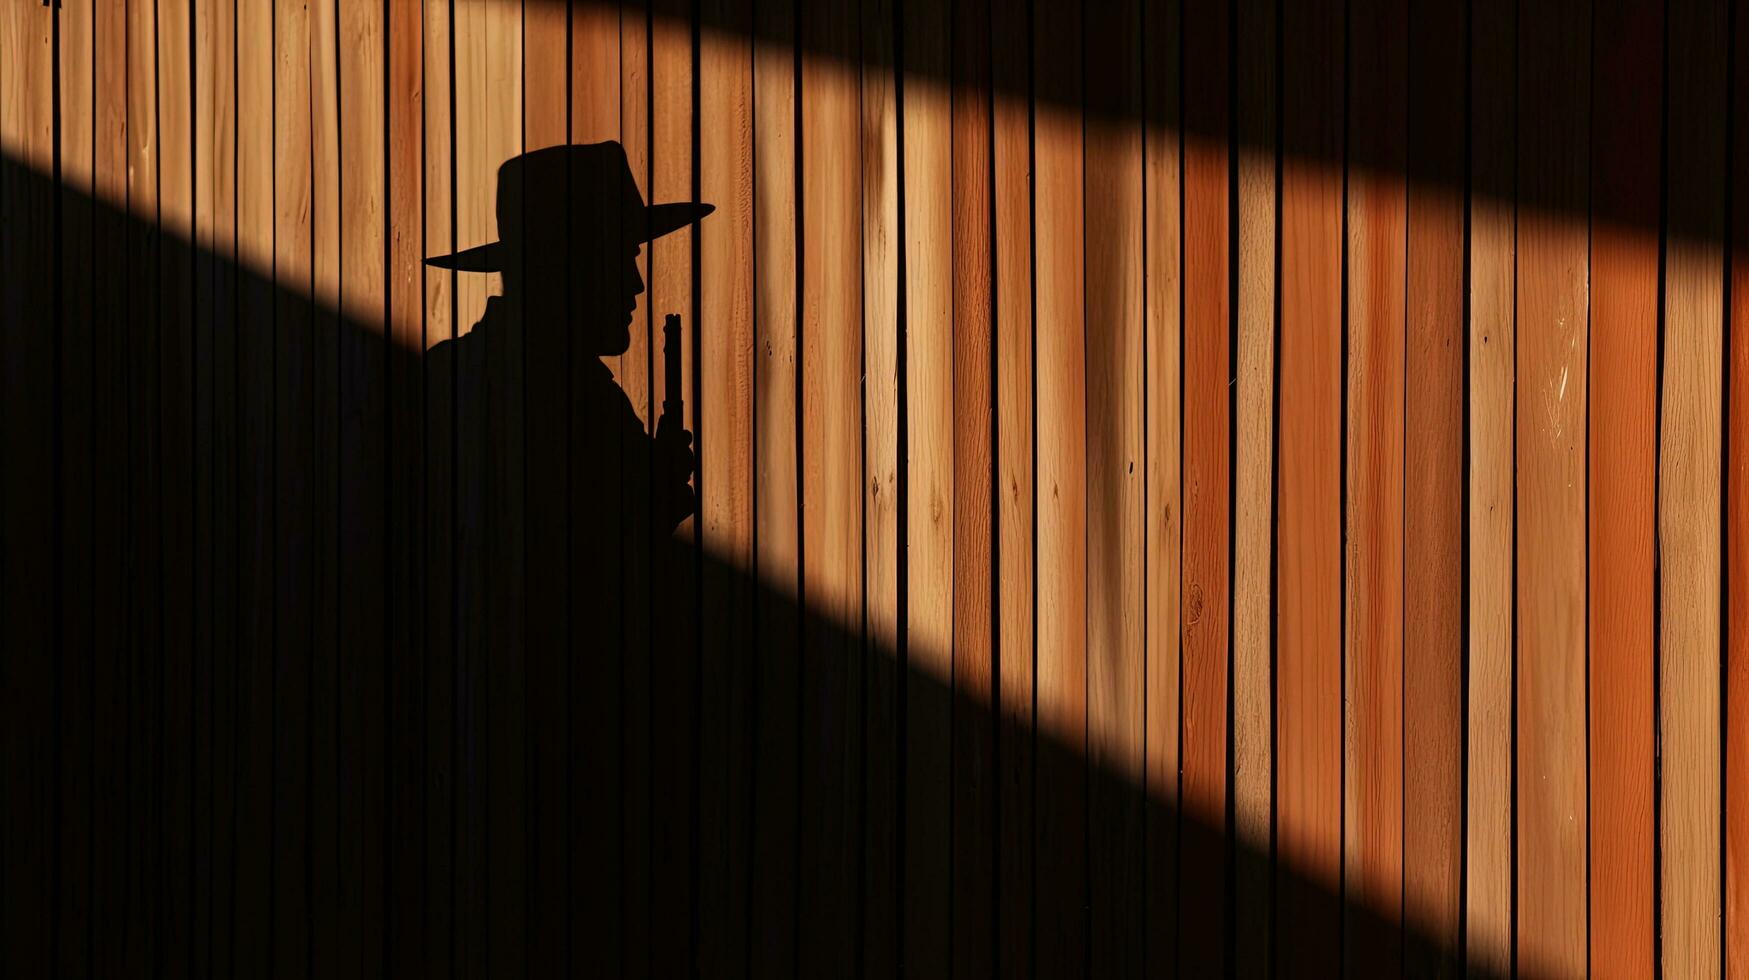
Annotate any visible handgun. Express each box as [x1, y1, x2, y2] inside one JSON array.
[[658, 313, 683, 441]]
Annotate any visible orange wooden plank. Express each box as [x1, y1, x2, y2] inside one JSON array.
[[697, 0, 756, 973], [1402, 0, 1467, 970], [1729, 0, 1749, 962], [1032, 0, 1088, 973], [1142, 0, 1182, 968], [1084, 0, 1146, 972], [1660, 0, 1727, 970], [1514, 0, 1589, 971], [1233, 0, 1275, 965], [1465, 0, 1515, 969], [950, 1, 997, 974], [1181, 0, 1229, 970], [1344, 0, 1406, 968], [1587, 1, 1661, 973], [902, 0, 953, 970], [1277, 0, 1344, 970], [859, 0, 899, 970], [747, 0, 800, 970], [797, 0, 864, 968], [992, 4, 1036, 973]]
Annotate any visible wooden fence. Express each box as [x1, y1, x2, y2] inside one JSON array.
[[1, 0, 1745, 976]]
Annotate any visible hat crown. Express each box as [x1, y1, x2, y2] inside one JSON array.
[[493, 141, 643, 249]]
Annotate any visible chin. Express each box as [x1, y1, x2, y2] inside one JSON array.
[[601, 329, 631, 357]]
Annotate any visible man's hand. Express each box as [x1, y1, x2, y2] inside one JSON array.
[[654, 419, 696, 532]]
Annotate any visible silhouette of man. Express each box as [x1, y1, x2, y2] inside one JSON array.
[[425, 142, 714, 649]]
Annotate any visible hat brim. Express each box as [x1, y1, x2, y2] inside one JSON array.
[[424, 201, 715, 271]]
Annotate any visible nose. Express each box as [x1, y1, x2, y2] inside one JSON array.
[[630, 258, 645, 296]]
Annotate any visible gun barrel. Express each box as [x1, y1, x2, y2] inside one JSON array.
[[662, 313, 683, 420]]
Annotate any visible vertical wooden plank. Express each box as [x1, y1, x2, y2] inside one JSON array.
[[0, 1, 56, 973], [1515, 0, 1589, 970], [648, 2, 695, 970], [950, 0, 997, 975], [307, 0, 343, 967], [1277, 0, 1344, 970], [1344, 0, 1406, 970], [157, 0, 198, 968], [1141, 0, 1181, 969], [1033, 0, 1087, 974], [88, 0, 133, 969], [697, 0, 755, 973], [384, 0, 426, 970], [568, 3, 624, 975], [1587, 0, 1660, 973], [519, 2, 567, 976], [797, 0, 864, 967], [1730, 0, 1749, 960], [124, 0, 168, 967], [56, 0, 98, 972], [233, 0, 277, 969], [483, 2, 526, 973], [1084, 0, 1145, 972], [1660, 0, 1727, 970], [748, 0, 800, 970], [1181, 0, 1229, 970], [1465, 0, 1515, 969], [335, 0, 388, 969], [992, 4, 1036, 974], [1729, 0, 1749, 967], [902, 0, 954, 971], [1233, 0, 1276, 966], [420, 0, 457, 973], [859, 0, 899, 971], [1403, 0, 1466, 971], [616, 4, 653, 966], [271, 0, 316, 967]]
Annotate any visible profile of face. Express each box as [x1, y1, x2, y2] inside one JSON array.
[[519, 214, 647, 358]]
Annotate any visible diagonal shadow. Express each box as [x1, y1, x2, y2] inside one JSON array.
[[1, 138, 1520, 975]]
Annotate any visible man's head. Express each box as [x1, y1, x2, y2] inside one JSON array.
[[425, 142, 712, 356]]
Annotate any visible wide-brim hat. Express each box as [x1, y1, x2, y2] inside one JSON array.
[[425, 141, 713, 272]]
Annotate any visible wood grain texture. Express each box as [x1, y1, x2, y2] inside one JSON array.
[[1465, 0, 1515, 970], [1344, 0, 1406, 971], [950, 1, 997, 975], [748, 0, 800, 970], [1514, 0, 1589, 972], [1084, 0, 1146, 974], [1233, 0, 1275, 968], [1277, 0, 1344, 973], [991, 5, 1036, 973], [1033, 2, 1088, 976], [858, 0, 900, 971], [1180, 0, 1230, 971], [1659, 0, 1726, 971], [1730, 0, 1749, 967], [797, 1, 863, 968], [1402, 1, 1465, 972], [1142, 0, 1183, 970], [1588, 1, 1661, 973], [697, 0, 756, 973], [901, 0, 954, 971]]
